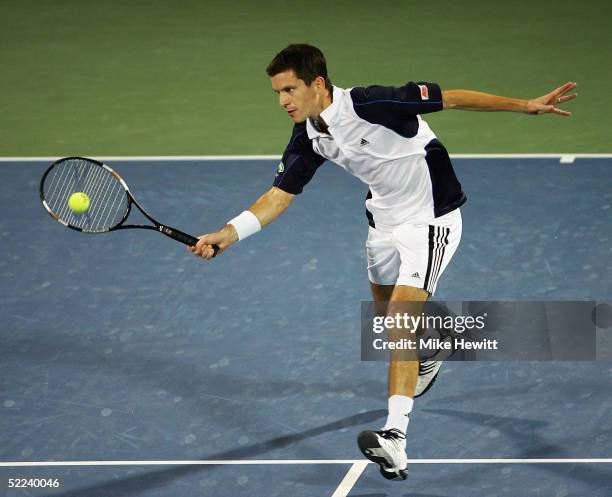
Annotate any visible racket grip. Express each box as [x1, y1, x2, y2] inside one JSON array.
[[159, 226, 220, 257]]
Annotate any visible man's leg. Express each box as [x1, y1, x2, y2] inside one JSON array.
[[369, 282, 394, 302], [386, 284, 429, 399], [361, 210, 462, 480], [381, 284, 428, 441], [370, 282, 429, 424], [358, 283, 428, 480]]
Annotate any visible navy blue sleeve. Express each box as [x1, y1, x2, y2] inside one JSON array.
[[350, 82, 443, 139], [273, 123, 326, 195], [350, 81, 443, 117]]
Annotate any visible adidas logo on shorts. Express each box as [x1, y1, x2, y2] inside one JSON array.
[[360, 138, 370, 146], [411, 272, 420, 278]]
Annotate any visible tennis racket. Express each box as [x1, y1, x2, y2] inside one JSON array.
[[39, 156, 219, 255]]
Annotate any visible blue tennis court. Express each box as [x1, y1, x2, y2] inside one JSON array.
[[1, 156, 611, 496]]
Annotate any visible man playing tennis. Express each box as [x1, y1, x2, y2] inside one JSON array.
[[189, 44, 577, 480]]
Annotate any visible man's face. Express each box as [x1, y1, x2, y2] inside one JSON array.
[[270, 70, 322, 123]]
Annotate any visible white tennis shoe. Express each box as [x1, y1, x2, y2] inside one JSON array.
[[357, 428, 408, 480], [415, 360, 442, 397]]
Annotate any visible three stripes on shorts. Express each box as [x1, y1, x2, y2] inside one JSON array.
[[424, 225, 450, 294]]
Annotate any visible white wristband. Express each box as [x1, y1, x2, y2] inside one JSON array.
[[228, 210, 261, 240]]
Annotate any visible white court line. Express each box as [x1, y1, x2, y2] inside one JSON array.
[[560, 155, 576, 163], [0, 153, 612, 162], [331, 461, 369, 497], [0, 156, 280, 162], [1, 458, 611, 467]]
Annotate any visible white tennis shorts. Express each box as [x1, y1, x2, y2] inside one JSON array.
[[366, 208, 462, 294]]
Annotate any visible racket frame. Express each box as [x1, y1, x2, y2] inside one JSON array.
[[40, 156, 215, 250]]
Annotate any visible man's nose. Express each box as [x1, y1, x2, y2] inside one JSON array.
[[279, 94, 290, 107]]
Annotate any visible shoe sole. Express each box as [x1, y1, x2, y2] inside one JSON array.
[[415, 362, 442, 398], [357, 431, 408, 481], [415, 369, 439, 398]]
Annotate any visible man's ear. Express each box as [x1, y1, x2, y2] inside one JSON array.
[[313, 75, 326, 90]]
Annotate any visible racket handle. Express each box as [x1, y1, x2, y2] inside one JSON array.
[[159, 226, 220, 257]]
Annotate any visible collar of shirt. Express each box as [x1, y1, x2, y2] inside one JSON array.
[[306, 86, 343, 139]]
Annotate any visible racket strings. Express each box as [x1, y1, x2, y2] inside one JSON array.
[[42, 158, 129, 232]]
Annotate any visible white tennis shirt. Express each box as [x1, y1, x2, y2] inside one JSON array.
[[273, 83, 466, 229]]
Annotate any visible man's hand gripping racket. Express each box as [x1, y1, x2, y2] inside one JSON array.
[[189, 225, 238, 260]]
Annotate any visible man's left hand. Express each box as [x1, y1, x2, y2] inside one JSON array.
[[526, 82, 578, 116]]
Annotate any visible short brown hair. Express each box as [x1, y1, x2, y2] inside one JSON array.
[[266, 44, 332, 89]]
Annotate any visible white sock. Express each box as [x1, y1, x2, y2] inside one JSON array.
[[382, 394, 413, 435]]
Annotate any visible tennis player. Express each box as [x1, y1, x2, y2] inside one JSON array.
[[189, 44, 577, 480]]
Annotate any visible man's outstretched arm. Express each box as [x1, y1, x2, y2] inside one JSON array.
[[442, 82, 577, 116], [189, 186, 295, 260]]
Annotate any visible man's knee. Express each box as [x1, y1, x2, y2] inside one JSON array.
[[390, 285, 429, 303], [370, 282, 394, 302]]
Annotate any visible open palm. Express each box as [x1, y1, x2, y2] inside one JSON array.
[[527, 82, 578, 116]]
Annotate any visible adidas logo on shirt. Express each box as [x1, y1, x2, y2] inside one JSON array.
[[360, 138, 370, 146]]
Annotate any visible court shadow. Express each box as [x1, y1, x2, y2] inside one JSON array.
[[423, 408, 612, 489], [46, 409, 385, 497], [423, 407, 550, 429], [349, 493, 449, 497], [431, 374, 609, 406], [351, 493, 448, 497], [403, 494, 449, 497], [1, 331, 386, 412], [422, 408, 559, 456]]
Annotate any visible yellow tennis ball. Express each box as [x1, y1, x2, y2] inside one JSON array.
[[67, 192, 90, 213]]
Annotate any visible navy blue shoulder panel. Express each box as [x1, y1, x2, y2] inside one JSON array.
[[273, 122, 325, 195], [350, 82, 443, 138]]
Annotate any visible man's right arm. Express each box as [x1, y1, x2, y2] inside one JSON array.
[[191, 122, 323, 260], [190, 186, 295, 259], [248, 186, 296, 226]]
